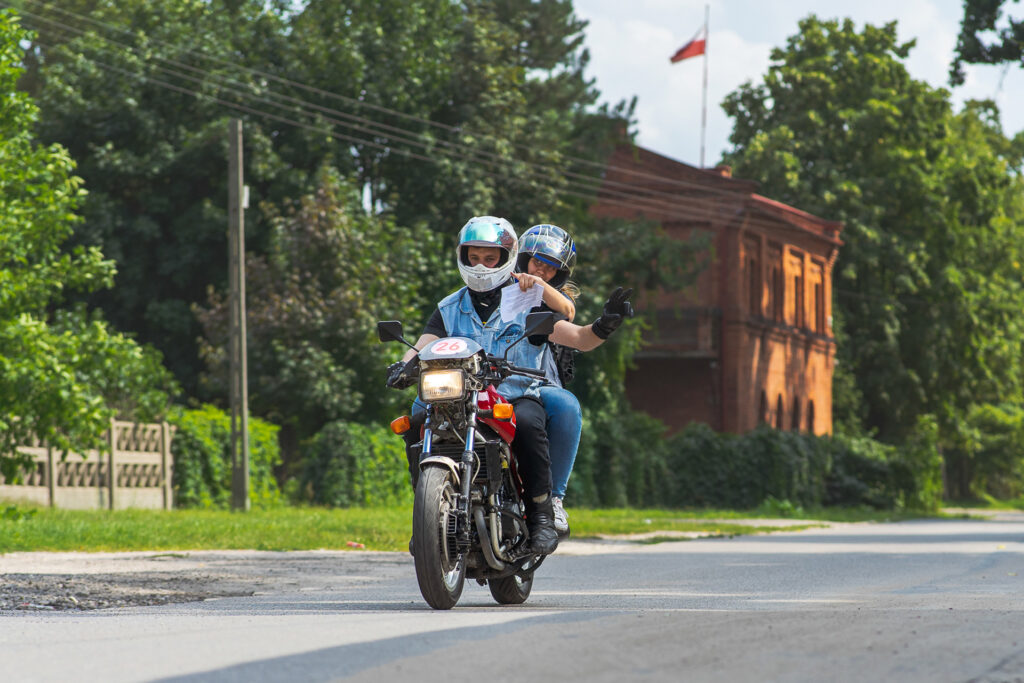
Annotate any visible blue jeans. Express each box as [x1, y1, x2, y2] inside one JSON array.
[[538, 385, 581, 499]]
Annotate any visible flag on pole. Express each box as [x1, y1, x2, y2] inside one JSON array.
[[669, 26, 706, 63]]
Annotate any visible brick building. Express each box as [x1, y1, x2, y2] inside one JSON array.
[[593, 145, 843, 435]]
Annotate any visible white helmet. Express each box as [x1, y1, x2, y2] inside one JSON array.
[[456, 216, 519, 292]]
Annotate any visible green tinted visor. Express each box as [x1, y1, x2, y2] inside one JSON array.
[[459, 221, 515, 249]]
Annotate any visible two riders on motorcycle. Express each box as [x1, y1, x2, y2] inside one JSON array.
[[386, 216, 633, 555]]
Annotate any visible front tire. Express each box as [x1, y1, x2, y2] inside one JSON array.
[[413, 466, 465, 609], [488, 571, 533, 604]]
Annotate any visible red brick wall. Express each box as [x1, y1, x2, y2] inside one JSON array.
[[626, 357, 718, 431]]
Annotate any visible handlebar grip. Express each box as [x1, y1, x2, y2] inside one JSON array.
[[509, 364, 547, 379]]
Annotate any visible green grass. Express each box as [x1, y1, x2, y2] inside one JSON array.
[[0, 503, 941, 554]]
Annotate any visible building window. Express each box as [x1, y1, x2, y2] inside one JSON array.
[[772, 267, 784, 322], [814, 282, 824, 333], [759, 391, 768, 424], [807, 400, 815, 433], [749, 257, 761, 315], [775, 395, 784, 430], [791, 396, 801, 431], [794, 274, 805, 329]]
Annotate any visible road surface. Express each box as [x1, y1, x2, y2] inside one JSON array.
[[3, 512, 1024, 682]]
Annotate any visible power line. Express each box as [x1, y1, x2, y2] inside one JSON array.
[[15, 0, 752, 200], [13, 4, 831, 234]]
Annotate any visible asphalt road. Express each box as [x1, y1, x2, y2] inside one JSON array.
[[3, 512, 1024, 683]]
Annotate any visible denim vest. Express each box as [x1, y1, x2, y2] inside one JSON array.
[[437, 286, 547, 401]]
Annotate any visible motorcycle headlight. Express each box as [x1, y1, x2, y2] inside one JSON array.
[[419, 369, 465, 402]]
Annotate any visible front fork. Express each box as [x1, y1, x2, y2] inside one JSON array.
[[456, 391, 479, 546]]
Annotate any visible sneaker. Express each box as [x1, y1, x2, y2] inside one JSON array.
[[552, 496, 569, 536]]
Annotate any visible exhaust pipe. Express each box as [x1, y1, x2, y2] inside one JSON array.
[[473, 507, 505, 570]]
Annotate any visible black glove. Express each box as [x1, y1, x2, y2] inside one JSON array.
[[591, 286, 634, 340], [385, 360, 413, 389]]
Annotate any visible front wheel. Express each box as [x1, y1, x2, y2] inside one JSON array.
[[488, 571, 533, 604], [412, 466, 466, 609]]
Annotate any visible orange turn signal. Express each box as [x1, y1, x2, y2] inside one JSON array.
[[390, 416, 411, 435], [492, 403, 515, 421]]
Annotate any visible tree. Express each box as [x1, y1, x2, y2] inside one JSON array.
[[19, 0, 623, 397], [722, 16, 1024, 444], [951, 0, 1024, 84], [195, 167, 448, 464], [18, 0, 300, 395], [0, 10, 174, 477]]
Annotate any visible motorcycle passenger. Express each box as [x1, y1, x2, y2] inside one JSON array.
[[515, 225, 581, 535], [513, 224, 633, 535]]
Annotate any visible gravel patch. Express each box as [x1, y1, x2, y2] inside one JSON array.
[[0, 549, 410, 612]]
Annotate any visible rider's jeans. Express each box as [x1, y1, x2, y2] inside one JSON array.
[[538, 385, 581, 499]]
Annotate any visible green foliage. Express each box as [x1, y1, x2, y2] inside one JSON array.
[[168, 404, 282, 508], [951, 0, 1024, 84], [195, 168, 447, 455], [569, 419, 940, 512], [299, 421, 413, 508], [945, 403, 1024, 500], [0, 11, 175, 478], [722, 17, 1024, 447], [569, 407, 672, 508], [664, 424, 832, 510], [20, 0, 624, 398]]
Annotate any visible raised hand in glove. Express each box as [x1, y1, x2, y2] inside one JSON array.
[[385, 360, 413, 389], [591, 286, 634, 340]]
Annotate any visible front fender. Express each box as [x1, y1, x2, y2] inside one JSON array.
[[419, 455, 460, 485]]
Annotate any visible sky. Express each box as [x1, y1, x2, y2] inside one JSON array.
[[572, 0, 1024, 168]]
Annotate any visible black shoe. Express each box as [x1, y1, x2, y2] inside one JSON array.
[[525, 496, 559, 555]]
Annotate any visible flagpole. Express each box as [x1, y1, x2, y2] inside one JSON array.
[[700, 4, 709, 168]]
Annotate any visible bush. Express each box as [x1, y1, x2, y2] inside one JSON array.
[[299, 421, 413, 507], [569, 407, 673, 507], [169, 404, 282, 508], [571, 415, 940, 511], [664, 424, 831, 509]]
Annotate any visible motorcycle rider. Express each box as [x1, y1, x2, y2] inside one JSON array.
[[387, 216, 632, 555]]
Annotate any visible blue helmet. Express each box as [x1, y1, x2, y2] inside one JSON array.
[[517, 224, 576, 289]]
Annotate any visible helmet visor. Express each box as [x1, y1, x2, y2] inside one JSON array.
[[458, 219, 517, 252], [519, 228, 573, 269]]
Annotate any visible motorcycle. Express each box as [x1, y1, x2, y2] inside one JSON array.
[[378, 312, 556, 610]]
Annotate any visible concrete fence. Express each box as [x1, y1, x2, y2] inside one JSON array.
[[0, 419, 174, 510]]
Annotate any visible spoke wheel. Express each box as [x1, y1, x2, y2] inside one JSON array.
[[412, 466, 466, 609]]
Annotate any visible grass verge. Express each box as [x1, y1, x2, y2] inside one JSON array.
[[0, 503, 938, 554]]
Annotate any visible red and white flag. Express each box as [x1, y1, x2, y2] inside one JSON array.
[[669, 26, 706, 63]]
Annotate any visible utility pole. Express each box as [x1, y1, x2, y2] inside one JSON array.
[[228, 118, 250, 511]]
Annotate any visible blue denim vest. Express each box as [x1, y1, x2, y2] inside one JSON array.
[[437, 286, 547, 400]]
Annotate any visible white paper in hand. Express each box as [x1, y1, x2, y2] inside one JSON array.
[[500, 283, 543, 322]]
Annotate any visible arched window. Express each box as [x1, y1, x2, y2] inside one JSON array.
[[775, 395, 784, 430], [759, 391, 768, 424], [807, 400, 815, 434], [792, 396, 801, 431]]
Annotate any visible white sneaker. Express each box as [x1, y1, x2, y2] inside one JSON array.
[[552, 496, 569, 536]]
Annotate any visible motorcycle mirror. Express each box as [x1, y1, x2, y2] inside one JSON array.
[[377, 321, 420, 353], [377, 320, 404, 343], [503, 311, 557, 359], [524, 311, 556, 337]]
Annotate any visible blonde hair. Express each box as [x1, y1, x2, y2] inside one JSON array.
[[560, 280, 580, 302]]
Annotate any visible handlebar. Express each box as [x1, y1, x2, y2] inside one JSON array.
[[485, 355, 547, 381], [507, 364, 547, 379]]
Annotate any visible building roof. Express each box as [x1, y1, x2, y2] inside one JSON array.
[[595, 143, 843, 246]]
